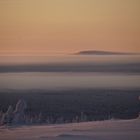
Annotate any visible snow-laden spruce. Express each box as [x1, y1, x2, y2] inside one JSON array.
[[0, 99, 27, 125]]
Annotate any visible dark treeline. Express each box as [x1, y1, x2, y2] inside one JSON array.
[[0, 89, 140, 125]]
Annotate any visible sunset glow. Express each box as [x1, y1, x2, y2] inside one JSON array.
[[0, 0, 140, 55]]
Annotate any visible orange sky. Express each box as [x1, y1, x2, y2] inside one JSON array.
[[0, 0, 140, 55]]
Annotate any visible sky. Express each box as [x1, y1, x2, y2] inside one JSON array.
[[0, 0, 140, 56]]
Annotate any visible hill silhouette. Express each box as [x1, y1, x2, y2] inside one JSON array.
[[76, 50, 139, 55]]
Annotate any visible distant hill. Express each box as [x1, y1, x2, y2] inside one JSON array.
[[75, 50, 139, 55]]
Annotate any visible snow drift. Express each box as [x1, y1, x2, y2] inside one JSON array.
[[0, 119, 140, 140]]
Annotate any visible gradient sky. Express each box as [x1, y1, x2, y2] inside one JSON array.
[[0, 0, 140, 55]]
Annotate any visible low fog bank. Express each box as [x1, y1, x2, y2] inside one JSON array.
[[0, 62, 140, 73]]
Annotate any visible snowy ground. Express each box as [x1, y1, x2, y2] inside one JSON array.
[[0, 119, 140, 140]]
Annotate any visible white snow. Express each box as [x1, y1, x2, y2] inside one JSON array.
[[0, 119, 140, 140]]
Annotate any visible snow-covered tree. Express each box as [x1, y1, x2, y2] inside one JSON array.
[[38, 112, 43, 124], [12, 99, 27, 125], [0, 105, 13, 125], [80, 112, 87, 122]]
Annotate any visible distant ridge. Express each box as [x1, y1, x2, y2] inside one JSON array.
[[75, 50, 139, 55]]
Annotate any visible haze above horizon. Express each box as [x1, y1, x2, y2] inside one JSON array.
[[0, 0, 140, 56]]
